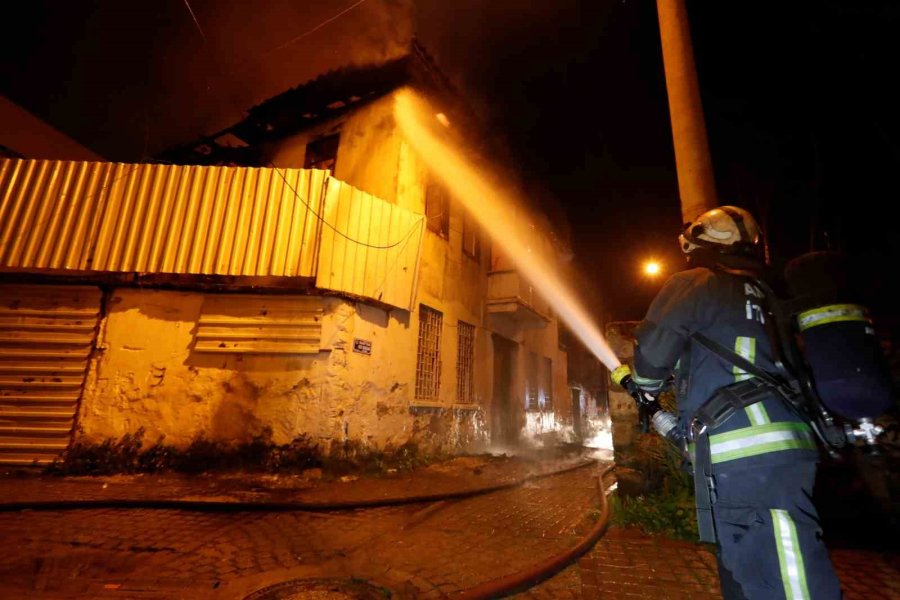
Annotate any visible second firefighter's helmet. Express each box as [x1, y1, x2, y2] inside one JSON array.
[[679, 206, 763, 257]]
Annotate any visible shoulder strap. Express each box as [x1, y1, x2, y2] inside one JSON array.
[[691, 332, 787, 390], [692, 332, 846, 450]]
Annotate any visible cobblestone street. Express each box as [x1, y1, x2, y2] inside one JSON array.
[[0, 461, 607, 599], [1, 459, 898, 599]]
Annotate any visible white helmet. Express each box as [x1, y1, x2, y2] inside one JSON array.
[[679, 206, 763, 257]]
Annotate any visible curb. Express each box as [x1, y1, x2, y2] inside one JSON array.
[[452, 463, 614, 599], [0, 458, 601, 513]]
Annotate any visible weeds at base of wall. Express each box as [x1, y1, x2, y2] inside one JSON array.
[[611, 396, 699, 541], [609, 482, 698, 542], [44, 427, 445, 477]]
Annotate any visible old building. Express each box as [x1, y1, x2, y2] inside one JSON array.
[[0, 44, 572, 466]]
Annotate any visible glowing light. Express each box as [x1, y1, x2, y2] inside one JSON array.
[[643, 260, 661, 277], [395, 90, 620, 370], [435, 113, 450, 128]]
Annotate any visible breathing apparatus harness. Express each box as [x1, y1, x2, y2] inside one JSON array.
[[612, 264, 855, 543]]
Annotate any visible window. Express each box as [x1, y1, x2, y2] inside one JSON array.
[[304, 133, 340, 174], [415, 305, 443, 400], [462, 212, 480, 261], [526, 351, 540, 411], [425, 182, 450, 238], [540, 356, 553, 410], [456, 321, 475, 403], [525, 353, 553, 411]]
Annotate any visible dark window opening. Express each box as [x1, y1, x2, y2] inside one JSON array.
[[526, 351, 539, 411], [304, 133, 340, 174], [425, 182, 450, 238], [462, 212, 480, 261], [540, 356, 553, 410]]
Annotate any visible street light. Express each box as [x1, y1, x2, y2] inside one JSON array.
[[643, 260, 662, 278]]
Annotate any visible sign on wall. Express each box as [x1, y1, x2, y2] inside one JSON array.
[[353, 338, 372, 355]]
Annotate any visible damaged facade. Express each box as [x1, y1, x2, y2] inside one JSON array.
[[0, 46, 572, 465]]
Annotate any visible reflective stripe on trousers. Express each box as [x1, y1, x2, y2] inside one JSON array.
[[772, 509, 811, 599]]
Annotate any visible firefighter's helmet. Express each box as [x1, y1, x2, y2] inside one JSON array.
[[679, 206, 763, 257]]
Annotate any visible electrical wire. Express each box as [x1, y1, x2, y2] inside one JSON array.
[[181, 0, 206, 41], [268, 0, 369, 54], [269, 163, 425, 250]]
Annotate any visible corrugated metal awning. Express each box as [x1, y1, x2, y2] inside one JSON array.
[[1, 159, 426, 311], [0, 159, 327, 277]]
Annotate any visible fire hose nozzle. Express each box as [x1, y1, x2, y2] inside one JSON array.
[[611, 364, 633, 388], [611, 364, 686, 452]]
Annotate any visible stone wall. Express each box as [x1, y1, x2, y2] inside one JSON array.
[[604, 321, 640, 457]]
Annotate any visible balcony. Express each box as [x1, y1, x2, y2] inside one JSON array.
[[486, 269, 551, 329]]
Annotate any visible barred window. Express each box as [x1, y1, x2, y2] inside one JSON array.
[[415, 305, 443, 400], [456, 321, 476, 403]]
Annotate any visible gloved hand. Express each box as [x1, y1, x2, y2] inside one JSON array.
[[611, 364, 659, 407]]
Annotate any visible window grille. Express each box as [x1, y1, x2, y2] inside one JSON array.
[[456, 321, 476, 403], [415, 305, 443, 400]]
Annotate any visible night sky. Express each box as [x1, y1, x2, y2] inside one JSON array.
[[3, 1, 899, 329]]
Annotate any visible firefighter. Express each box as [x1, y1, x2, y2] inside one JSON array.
[[629, 206, 842, 600]]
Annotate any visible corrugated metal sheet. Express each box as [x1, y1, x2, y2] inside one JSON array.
[[0, 284, 101, 465], [315, 177, 424, 311], [195, 295, 323, 354], [0, 159, 327, 277]]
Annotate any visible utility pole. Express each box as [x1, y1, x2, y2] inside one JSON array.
[[657, 0, 718, 224]]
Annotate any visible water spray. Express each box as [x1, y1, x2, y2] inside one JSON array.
[[394, 90, 621, 371]]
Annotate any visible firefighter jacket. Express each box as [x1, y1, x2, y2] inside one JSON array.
[[633, 262, 818, 472]]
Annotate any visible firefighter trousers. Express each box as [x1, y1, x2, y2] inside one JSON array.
[[712, 461, 842, 600]]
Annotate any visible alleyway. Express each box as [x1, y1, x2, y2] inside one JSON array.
[[0, 457, 897, 599]]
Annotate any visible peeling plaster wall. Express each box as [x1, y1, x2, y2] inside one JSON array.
[[77, 289, 484, 451]]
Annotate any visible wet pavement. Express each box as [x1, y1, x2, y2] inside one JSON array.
[[0, 451, 898, 599]]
